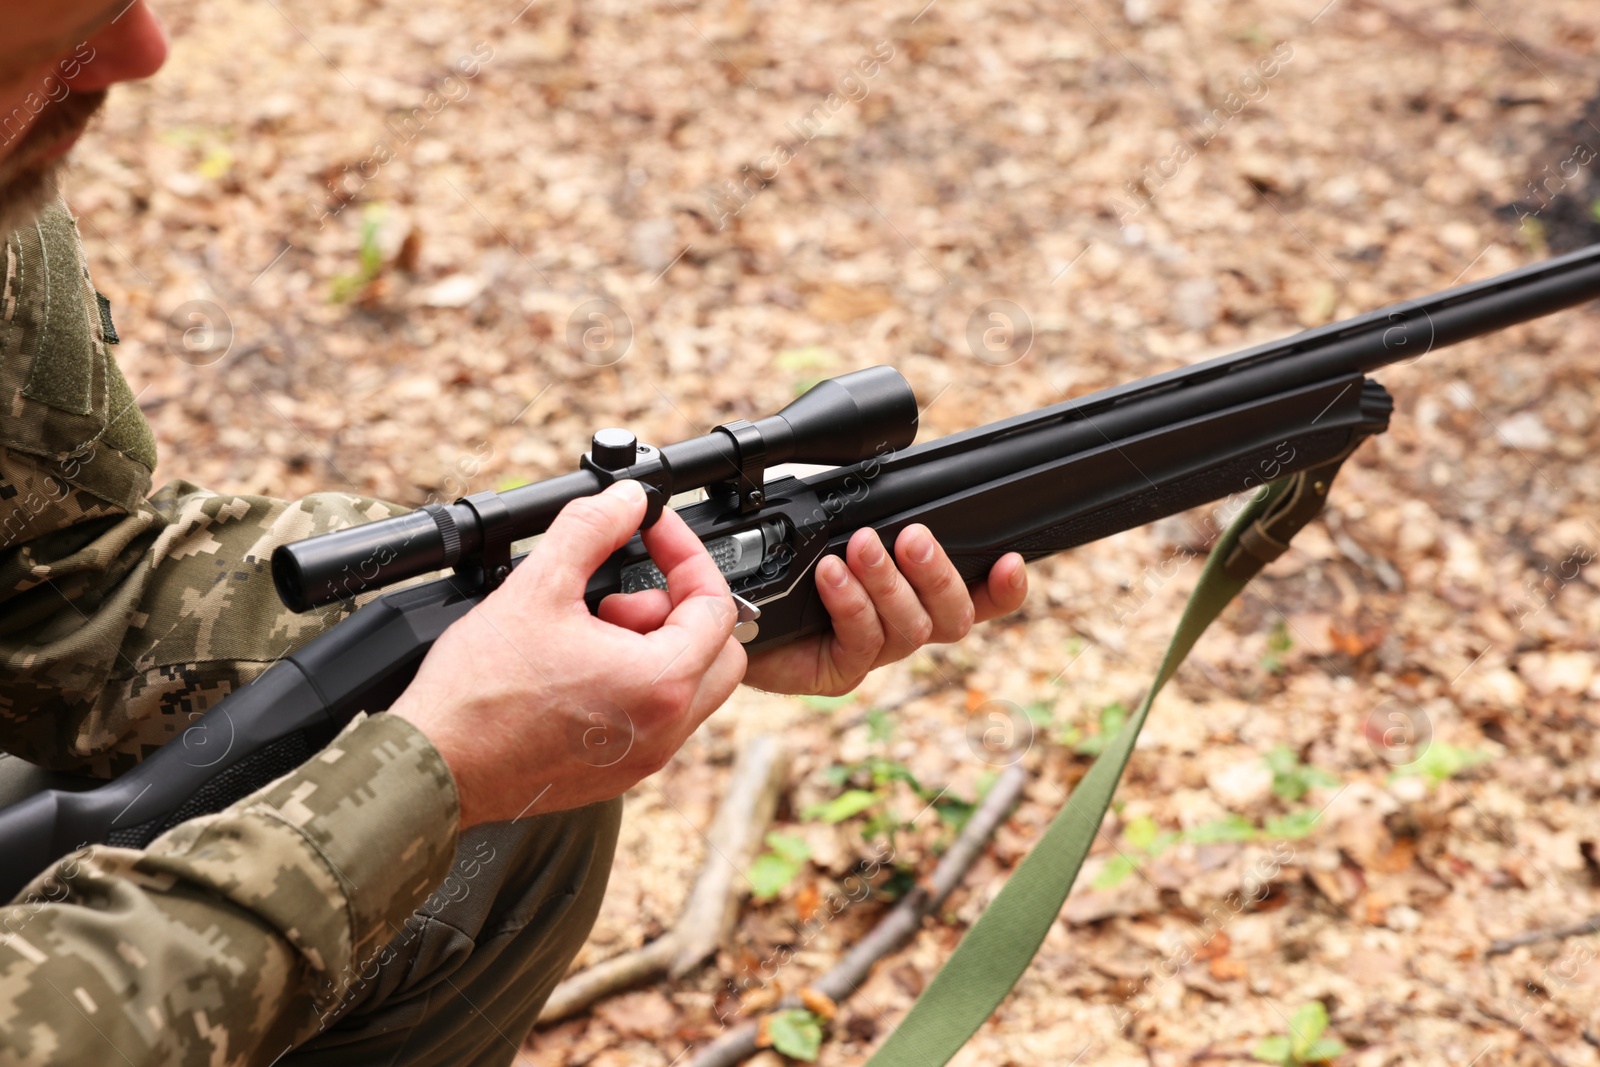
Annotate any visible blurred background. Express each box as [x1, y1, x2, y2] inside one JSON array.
[[69, 0, 1599, 1063]]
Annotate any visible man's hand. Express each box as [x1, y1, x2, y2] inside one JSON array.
[[393, 488, 1027, 827], [391, 480, 746, 828], [596, 523, 1029, 697], [741, 527, 1027, 695]]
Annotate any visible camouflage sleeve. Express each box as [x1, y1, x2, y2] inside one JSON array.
[[0, 712, 461, 1065], [0, 202, 464, 1061], [1, 198, 413, 777]]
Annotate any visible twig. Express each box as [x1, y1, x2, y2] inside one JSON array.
[[537, 735, 789, 1023], [1347, 0, 1596, 76], [1488, 914, 1600, 956], [1406, 961, 1573, 1067], [685, 759, 1031, 1067]]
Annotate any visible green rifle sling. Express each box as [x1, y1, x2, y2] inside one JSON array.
[[866, 460, 1347, 1067]]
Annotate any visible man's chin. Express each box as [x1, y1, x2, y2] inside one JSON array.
[[0, 162, 65, 238]]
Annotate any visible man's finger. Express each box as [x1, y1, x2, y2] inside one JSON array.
[[640, 508, 730, 608], [687, 636, 749, 734], [846, 528, 928, 662], [523, 481, 648, 599], [971, 552, 1028, 622], [642, 509, 737, 675], [598, 589, 674, 633], [893, 524, 975, 643], [815, 553, 884, 691]]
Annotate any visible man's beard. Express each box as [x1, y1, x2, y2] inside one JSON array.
[[0, 88, 108, 237]]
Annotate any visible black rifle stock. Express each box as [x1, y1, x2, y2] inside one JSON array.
[[4, 244, 1600, 901]]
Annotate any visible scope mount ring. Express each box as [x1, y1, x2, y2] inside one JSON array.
[[711, 418, 768, 514]]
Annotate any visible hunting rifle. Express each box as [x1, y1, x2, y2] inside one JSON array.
[[4, 245, 1600, 911]]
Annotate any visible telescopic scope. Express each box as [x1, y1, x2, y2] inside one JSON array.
[[272, 366, 918, 612]]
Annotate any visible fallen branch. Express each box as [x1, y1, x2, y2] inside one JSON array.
[[686, 759, 1031, 1067], [1488, 914, 1600, 956], [538, 734, 789, 1023]]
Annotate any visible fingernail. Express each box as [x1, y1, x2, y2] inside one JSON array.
[[905, 527, 934, 564], [820, 555, 848, 587], [606, 479, 646, 503], [860, 534, 886, 567], [1008, 560, 1026, 589]]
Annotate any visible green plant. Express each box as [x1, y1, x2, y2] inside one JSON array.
[[747, 831, 812, 901], [1093, 814, 1179, 889], [1253, 1001, 1346, 1064], [1261, 621, 1293, 674], [765, 1007, 824, 1060], [1262, 808, 1322, 840], [1184, 814, 1259, 844], [1063, 702, 1128, 756], [802, 789, 879, 824], [1390, 741, 1492, 788], [329, 204, 387, 303], [812, 751, 978, 846], [1265, 745, 1339, 802]]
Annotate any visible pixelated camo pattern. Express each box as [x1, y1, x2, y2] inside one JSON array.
[[0, 201, 414, 776], [0, 200, 461, 1064]]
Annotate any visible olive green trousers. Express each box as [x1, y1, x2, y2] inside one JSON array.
[[283, 798, 622, 1067]]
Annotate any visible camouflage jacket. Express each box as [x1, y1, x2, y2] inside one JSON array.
[[0, 201, 461, 1064]]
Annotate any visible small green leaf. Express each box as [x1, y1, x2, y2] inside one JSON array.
[[803, 789, 879, 824], [865, 707, 893, 743], [196, 145, 234, 181], [822, 763, 852, 787], [1252, 1035, 1292, 1064], [1263, 808, 1321, 840], [1261, 621, 1293, 674], [1075, 703, 1128, 756], [1123, 815, 1160, 852], [1092, 853, 1137, 890], [1301, 1038, 1347, 1063], [765, 831, 812, 866], [1185, 815, 1259, 844], [1288, 1001, 1329, 1057], [748, 854, 802, 901], [747, 832, 813, 900], [932, 796, 976, 830], [766, 1008, 823, 1061], [1392, 742, 1491, 787], [1266, 745, 1339, 802]]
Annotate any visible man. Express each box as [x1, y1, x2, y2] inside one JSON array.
[[0, 4, 1029, 1065]]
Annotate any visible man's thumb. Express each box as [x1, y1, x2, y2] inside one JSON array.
[[522, 480, 647, 597]]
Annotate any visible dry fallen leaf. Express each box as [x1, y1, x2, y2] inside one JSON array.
[[798, 987, 838, 1020], [1209, 956, 1249, 981], [795, 881, 821, 924], [1328, 621, 1385, 656], [1193, 931, 1232, 962], [805, 283, 896, 322]]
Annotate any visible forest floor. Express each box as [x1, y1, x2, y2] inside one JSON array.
[[70, 0, 1600, 1063]]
